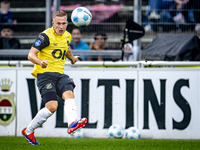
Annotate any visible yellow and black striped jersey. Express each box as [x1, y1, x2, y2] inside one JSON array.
[[31, 27, 71, 77]]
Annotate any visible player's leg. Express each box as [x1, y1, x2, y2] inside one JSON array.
[[22, 73, 58, 145], [62, 90, 77, 125], [22, 93, 57, 145], [25, 100, 57, 134], [56, 74, 87, 134], [62, 89, 87, 134]]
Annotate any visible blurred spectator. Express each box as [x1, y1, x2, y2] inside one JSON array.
[[0, 25, 20, 49], [173, 0, 189, 24], [70, 28, 90, 61], [175, 0, 189, 10], [122, 43, 134, 61], [176, 0, 200, 32], [0, 25, 21, 60], [88, 32, 112, 61], [144, 0, 177, 32], [0, 1, 17, 24], [148, 0, 175, 20], [145, 0, 199, 32]]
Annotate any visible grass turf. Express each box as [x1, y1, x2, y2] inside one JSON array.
[[1, 137, 200, 150]]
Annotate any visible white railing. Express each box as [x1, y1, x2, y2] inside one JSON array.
[[140, 61, 200, 68], [0, 61, 20, 66], [0, 60, 200, 68], [18, 61, 140, 68]]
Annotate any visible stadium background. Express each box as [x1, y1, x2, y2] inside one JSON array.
[[4, 0, 200, 50]]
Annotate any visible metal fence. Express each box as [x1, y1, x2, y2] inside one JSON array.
[[0, 0, 200, 60], [1, 0, 136, 50], [143, 0, 200, 41]]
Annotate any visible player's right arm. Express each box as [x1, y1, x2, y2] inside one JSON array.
[[28, 33, 50, 68], [28, 47, 48, 68]]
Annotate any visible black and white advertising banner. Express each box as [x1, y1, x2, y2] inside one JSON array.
[[16, 68, 138, 138], [0, 68, 200, 139], [138, 70, 200, 139]]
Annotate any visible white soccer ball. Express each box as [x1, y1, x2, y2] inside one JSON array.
[[108, 124, 124, 139], [71, 7, 92, 27], [125, 127, 141, 139], [70, 129, 84, 138]]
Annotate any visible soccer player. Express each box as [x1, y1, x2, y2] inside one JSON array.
[[21, 11, 87, 145]]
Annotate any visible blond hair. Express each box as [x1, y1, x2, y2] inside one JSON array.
[[53, 11, 67, 19]]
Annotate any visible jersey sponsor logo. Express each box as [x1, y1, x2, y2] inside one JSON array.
[[52, 49, 66, 60], [0, 78, 15, 126], [35, 40, 41, 46]]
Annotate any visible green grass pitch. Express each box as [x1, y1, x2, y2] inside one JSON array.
[[1, 137, 200, 150]]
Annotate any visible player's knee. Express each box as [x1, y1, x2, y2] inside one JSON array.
[[62, 90, 74, 100], [67, 91, 74, 99], [46, 101, 58, 113], [48, 105, 58, 113]]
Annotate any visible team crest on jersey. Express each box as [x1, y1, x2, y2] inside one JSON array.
[[35, 40, 41, 46], [46, 83, 52, 89], [0, 78, 15, 126]]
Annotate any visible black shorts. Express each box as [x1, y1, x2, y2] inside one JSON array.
[[37, 72, 75, 99]]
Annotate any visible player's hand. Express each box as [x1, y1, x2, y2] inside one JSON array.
[[70, 56, 79, 64], [40, 60, 48, 68]]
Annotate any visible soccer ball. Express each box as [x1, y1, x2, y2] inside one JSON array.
[[108, 124, 124, 139], [125, 127, 141, 139], [71, 7, 92, 27], [70, 129, 84, 138]]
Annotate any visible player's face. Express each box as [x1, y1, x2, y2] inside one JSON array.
[[52, 16, 68, 36], [71, 29, 81, 43]]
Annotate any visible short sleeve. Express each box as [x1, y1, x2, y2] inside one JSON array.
[[32, 33, 50, 51]]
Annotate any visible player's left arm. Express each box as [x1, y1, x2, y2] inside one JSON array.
[[66, 48, 79, 64]]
